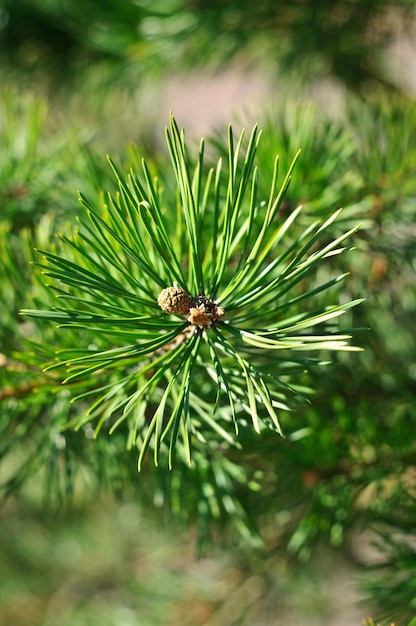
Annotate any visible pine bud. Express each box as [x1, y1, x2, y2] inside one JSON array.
[[187, 302, 225, 328], [187, 305, 211, 328]]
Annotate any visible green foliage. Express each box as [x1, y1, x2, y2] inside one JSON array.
[[1, 85, 416, 624], [1, 2, 416, 622], [1, 0, 414, 90], [0, 495, 376, 626], [0, 91, 50, 227], [360, 483, 416, 626], [243, 98, 416, 624], [185, 0, 415, 90], [0, 0, 204, 69], [21, 115, 361, 472], [0, 89, 118, 229]]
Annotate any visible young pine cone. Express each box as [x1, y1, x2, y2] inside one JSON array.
[[157, 286, 192, 315]]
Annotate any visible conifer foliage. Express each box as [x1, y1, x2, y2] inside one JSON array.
[[22, 115, 362, 471]]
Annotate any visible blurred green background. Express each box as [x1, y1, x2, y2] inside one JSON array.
[[1, 1, 416, 625]]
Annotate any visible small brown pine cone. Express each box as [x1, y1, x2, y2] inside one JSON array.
[[157, 286, 192, 314]]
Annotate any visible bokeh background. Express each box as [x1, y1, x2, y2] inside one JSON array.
[[1, 2, 416, 625]]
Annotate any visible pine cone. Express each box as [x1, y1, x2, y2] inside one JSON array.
[[157, 287, 192, 314]]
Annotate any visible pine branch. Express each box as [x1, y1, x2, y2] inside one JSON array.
[[21, 114, 363, 469]]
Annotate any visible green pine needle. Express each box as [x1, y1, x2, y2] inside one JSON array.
[[21, 113, 363, 468]]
